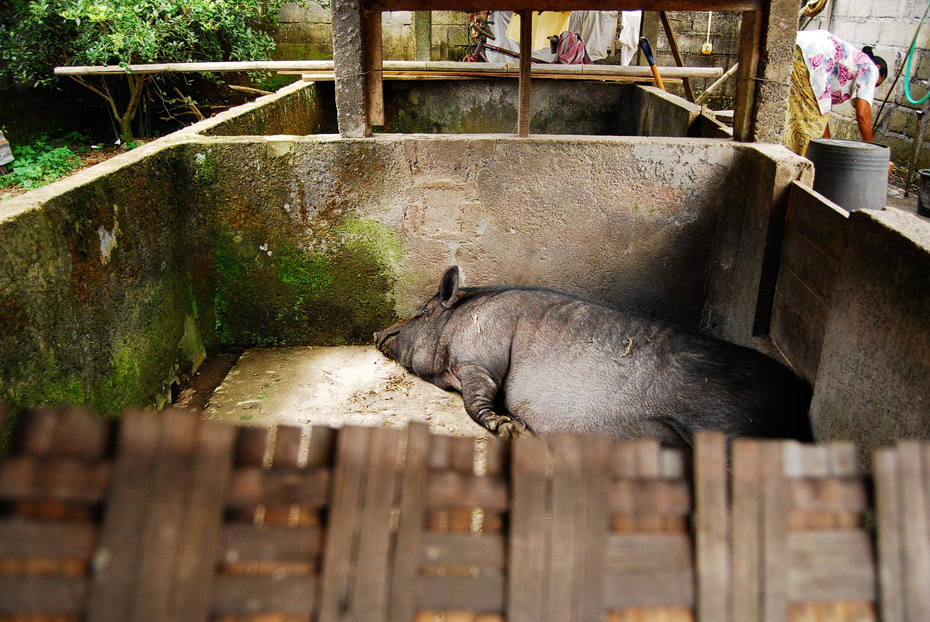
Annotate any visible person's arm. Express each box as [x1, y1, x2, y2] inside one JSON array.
[[855, 98, 874, 142]]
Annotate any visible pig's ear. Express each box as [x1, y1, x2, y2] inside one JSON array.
[[439, 266, 462, 308]]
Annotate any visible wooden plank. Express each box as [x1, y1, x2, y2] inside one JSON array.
[[264, 425, 304, 525], [483, 436, 507, 477], [87, 411, 162, 622], [787, 478, 868, 513], [0, 519, 96, 560], [0, 457, 111, 503], [50, 407, 110, 459], [516, 9, 531, 137], [602, 570, 695, 609], [12, 410, 59, 455], [897, 442, 930, 621], [609, 479, 692, 516], [603, 533, 693, 574], [389, 423, 432, 622], [414, 574, 505, 612], [873, 448, 903, 622], [787, 531, 876, 603], [226, 467, 330, 508], [427, 471, 508, 510], [695, 432, 728, 622], [0, 576, 88, 615], [211, 575, 316, 615], [732, 440, 762, 622], [131, 410, 200, 622], [659, 11, 695, 102], [350, 427, 401, 622], [219, 524, 323, 564], [733, 10, 762, 142], [169, 420, 237, 622], [548, 433, 583, 621], [661, 449, 686, 479], [575, 435, 610, 621], [761, 442, 788, 622], [305, 426, 336, 468], [236, 426, 270, 467], [368, 0, 762, 11], [318, 426, 371, 622], [421, 533, 506, 568], [274, 426, 303, 466], [507, 436, 548, 622]]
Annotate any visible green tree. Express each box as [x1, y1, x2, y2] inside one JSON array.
[[0, 0, 312, 142]]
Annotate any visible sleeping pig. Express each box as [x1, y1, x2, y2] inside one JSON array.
[[374, 266, 814, 446]]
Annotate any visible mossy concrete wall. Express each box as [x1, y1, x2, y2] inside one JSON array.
[[0, 130, 806, 416], [383, 82, 704, 137]]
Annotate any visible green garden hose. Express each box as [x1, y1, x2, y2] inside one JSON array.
[[904, 0, 930, 105]]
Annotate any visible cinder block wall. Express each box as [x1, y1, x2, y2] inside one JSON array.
[[273, 6, 469, 61]]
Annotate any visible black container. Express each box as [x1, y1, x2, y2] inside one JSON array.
[[806, 138, 889, 211], [918, 169, 930, 217]]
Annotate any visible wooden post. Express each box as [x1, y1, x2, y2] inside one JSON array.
[[517, 9, 532, 137], [332, 0, 369, 137], [659, 11, 696, 103], [733, 10, 761, 141]]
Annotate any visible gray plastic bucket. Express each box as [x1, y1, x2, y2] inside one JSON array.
[[805, 138, 889, 211]]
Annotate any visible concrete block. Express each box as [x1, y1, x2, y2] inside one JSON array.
[[810, 208, 930, 460], [889, 109, 912, 134]]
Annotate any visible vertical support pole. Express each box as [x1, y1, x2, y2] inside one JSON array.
[[332, 0, 369, 137], [733, 10, 761, 142], [517, 9, 532, 137], [364, 8, 384, 128], [415, 11, 432, 61]]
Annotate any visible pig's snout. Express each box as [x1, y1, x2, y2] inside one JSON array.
[[374, 323, 402, 358]]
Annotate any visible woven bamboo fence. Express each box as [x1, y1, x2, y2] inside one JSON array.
[[0, 406, 927, 622]]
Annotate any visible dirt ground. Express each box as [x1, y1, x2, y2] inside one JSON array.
[[199, 345, 485, 438]]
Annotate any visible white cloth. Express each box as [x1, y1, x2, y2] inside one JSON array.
[[796, 29, 879, 115], [485, 10, 620, 64], [619, 11, 642, 66]]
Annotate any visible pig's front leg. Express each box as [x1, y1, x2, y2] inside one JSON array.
[[455, 364, 528, 439]]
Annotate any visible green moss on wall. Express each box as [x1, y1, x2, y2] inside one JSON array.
[[211, 216, 401, 347]]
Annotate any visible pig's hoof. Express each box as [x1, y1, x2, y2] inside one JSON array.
[[496, 417, 528, 439]]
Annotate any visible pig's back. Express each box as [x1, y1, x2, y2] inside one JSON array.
[[489, 290, 810, 443]]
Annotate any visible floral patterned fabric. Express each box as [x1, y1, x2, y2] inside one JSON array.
[[796, 30, 879, 115], [785, 47, 830, 155]]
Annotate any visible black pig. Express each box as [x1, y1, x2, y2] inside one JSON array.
[[374, 266, 813, 446]]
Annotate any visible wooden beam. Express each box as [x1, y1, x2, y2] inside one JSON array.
[[517, 9, 532, 137], [659, 11, 696, 103], [368, 0, 761, 11], [59, 60, 724, 79], [695, 61, 739, 105], [733, 10, 762, 142]]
